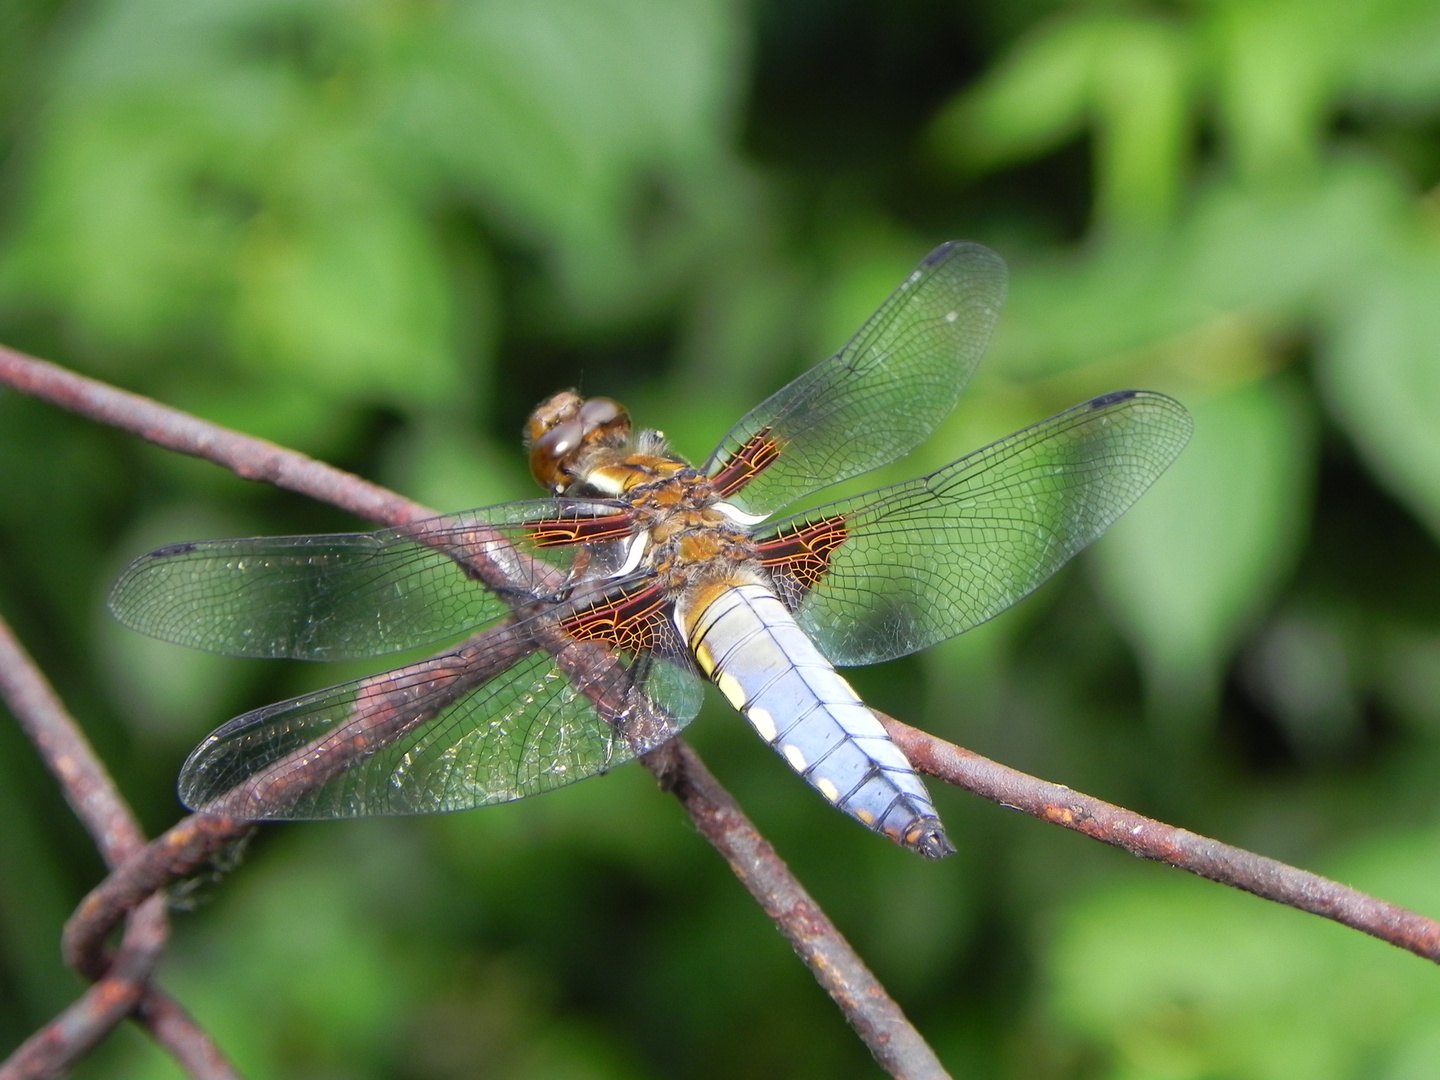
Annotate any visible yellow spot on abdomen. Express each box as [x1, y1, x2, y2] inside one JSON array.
[[694, 642, 715, 677], [817, 777, 840, 802], [716, 671, 746, 709], [747, 706, 777, 741]]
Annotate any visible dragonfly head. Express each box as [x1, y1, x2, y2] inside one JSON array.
[[526, 391, 633, 494]]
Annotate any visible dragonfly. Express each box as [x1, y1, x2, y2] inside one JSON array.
[[109, 242, 1192, 858]]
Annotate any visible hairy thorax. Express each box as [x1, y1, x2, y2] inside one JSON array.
[[620, 465, 762, 594], [524, 389, 769, 597]]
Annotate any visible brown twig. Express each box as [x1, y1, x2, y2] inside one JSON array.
[[62, 813, 251, 982], [0, 615, 244, 1078], [646, 741, 950, 1080], [0, 343, 431, 528], [0, 897, 168, 1080], [0, 616, 146, 864], [883, 715, 1440, 963], [133, 989, 239, 1080]]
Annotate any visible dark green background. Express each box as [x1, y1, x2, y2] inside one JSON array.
[[5, 0, 1440, 1076]]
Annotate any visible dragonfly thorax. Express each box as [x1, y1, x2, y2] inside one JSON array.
[[627, 470, 755, 581]]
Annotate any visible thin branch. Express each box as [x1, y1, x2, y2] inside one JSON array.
[[883, 715, 1440, 964], [63, 813, 251, 982], [0, 343, 429, 529], [62, 716, 953, 1079], [134, 990, 241, 1080], [0, 615, 243, 1079], [646, 741, 950, 1080], [0, 615, 146, 863], [0, 974, 240, 1080], [0, 897, 167, 1080]]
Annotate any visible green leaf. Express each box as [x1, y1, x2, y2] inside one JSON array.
[[0, 102, 246, 356], [400, 0, 744, 316], [1048, 822, 1440, 1079], [993, 160, 1408, 381], [1208, 0, 1341, 181], [1089, 17, 1192, 230], [1090, 379, 1315, 725], [1320, 246, 1440, 541], [927, 15, 1096, 173], [233, 178, 459, 405], [928, 13, 1192, 230]]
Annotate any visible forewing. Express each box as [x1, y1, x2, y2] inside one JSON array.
[[108, 500, 637, 660], [178, 586, 703, 818], [705, 242, 1007, 518], [759, 391, 1193, 666]]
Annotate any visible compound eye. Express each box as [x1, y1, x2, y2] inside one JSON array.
[[577, 397, 624, 430], [529, 417, 583, 492], [576, 398, 631, 447], [525, 391, 582, 448]]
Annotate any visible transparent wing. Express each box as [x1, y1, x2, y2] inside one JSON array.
[[108, 499, 637, 660], [178, 588, 704, 819], [704, 242, 1007, 518], [760, 391, 1193, 666]]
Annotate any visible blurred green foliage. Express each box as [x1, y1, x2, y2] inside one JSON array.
[[4, 0, 1440, 1076]]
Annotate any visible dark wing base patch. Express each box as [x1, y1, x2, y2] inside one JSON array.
[[560, 582, 671, 655], [756, 514, 850, 608], [709, 428, 783, 498]]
